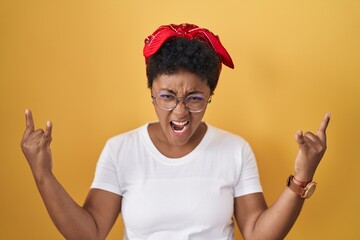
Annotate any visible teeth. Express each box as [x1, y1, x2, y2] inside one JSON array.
[[174, 127, 187, 133], [173, 124, 189, 133], [170, 121, 189, 134], [171, 121, 188, 126]]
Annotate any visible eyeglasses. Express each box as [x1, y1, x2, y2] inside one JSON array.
[[151, 92, 211, 113]]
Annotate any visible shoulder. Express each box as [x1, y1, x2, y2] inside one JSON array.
[[104, 123, 149, 152], [206, 124, 251, 149], [107, 124, 147, 143]]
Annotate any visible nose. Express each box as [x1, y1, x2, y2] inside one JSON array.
[[173, 99, 189, 115]]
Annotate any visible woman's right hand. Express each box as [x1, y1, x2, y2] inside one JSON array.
[[20, 109, 53, 181]]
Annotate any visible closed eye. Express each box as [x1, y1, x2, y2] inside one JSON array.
[[186, 95, 205, 102], [158, 93, 176, 101]]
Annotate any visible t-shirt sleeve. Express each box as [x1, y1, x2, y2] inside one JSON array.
[[91, 141, 122, 196], [234, 142, 262, 197]]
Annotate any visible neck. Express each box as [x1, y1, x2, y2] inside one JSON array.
[[148, 122, 207, 158]]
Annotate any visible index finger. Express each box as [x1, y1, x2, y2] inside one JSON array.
[[317, 112, 331, 143], [23, 108, 35, 137]]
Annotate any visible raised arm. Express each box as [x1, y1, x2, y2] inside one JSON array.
[[234, 112, 331, 240], [20, 109, 121, 240]]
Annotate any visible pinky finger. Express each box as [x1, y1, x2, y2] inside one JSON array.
[[44, 121, 53, 144]]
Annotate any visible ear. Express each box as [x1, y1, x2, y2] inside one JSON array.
[[151, 94, 155, 105]]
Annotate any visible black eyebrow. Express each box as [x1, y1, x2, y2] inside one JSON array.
[[159, 88, 205, 96], [187, 91, 204, 95], [159, 88, 176, 94]]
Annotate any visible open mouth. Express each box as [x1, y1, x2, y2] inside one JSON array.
[[170, 120, 190, 135]]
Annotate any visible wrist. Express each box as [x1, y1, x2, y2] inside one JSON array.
[[287, 175, 317, 199], [32, 168, 54, 184], [293, 172, 314, 184], [292, 175, 312, 187]]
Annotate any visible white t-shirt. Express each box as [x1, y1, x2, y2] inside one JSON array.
[[91, 123, 262, 240]]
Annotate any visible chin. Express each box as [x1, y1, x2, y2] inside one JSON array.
[[166, 125, 194, 145], [167, 132, 192, 146]]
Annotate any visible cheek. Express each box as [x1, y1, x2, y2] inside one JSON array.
[[192, 113, 205, 124], [154, 107, 169, 123]]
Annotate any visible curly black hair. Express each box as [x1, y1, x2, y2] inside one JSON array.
[[146, 38, 221, 93]]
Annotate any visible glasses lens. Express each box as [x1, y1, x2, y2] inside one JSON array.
[[156, 93, 177, 110], [185, 94, 207, 112], [154, 93, 208, 112]]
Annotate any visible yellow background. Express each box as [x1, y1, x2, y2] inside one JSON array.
[[1, 0, 359, 239]]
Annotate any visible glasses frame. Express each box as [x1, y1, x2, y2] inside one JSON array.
[[151, 92, 212, 113]]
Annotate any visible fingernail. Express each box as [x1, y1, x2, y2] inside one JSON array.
[[47, 121, 51, 128], [25, 108, 29, 117]]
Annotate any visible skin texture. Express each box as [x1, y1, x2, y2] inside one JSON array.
[[148, 71, 211, 158], [21, 70, 330, 240]]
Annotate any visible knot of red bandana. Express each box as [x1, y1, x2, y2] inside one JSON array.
[[143, 23, 234, 69]]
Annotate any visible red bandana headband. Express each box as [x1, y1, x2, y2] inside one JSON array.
[[143, 23, 234, 69]]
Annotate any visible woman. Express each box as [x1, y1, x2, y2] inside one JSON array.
[[21, 23, 330, 240]]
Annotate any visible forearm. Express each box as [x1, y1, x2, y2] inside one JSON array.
[[236, 114, 330, 240], [34, 173, 100, 240], [21, 110, 116, 240], [251, 188, 304, 240]]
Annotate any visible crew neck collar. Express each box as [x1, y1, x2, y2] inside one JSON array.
[[141, 122, 214, 165]]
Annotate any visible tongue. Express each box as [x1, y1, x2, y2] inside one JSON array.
[[173, 124, 184, 131]]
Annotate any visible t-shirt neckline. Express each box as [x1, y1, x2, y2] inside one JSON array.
[[141, 122, 214, 165]]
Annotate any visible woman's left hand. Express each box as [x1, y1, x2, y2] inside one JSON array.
[[293, 112, 331, 182]]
